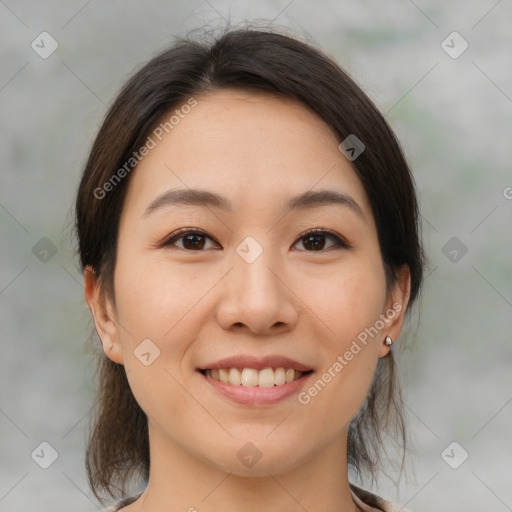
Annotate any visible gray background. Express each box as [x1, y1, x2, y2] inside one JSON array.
[[1, 1, 511, 511]]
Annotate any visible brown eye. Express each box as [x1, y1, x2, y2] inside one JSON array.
[[162, 228, 349, 252], [163, 229, 219, 251], [293, 229, 350, 251]]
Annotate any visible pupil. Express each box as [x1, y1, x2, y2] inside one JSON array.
[[184, 234, 204, 250], [181, 234, 326, 251], [305, 234, 324, 250]]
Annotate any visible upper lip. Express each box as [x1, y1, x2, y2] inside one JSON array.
[[197, 355, 313, 372]]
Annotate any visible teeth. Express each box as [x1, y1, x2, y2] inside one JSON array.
[[258, 368, 275, 387], [274, 367, 286, 385], [205, 367, 304, 387], [229, 368, 242, 386], [241, 368, 258, 387]]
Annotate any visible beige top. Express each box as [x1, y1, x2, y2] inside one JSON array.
[[103, 484, 410, 511]]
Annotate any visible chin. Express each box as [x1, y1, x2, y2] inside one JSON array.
[[204, 440, 308, 478]]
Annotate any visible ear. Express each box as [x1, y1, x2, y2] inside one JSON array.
[[83, 265, 124, 364], [378, 264, 411, 358]]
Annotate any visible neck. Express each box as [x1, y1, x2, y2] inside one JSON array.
[[131, 426, 359, 512]]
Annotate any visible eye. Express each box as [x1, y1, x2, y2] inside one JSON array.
[[162, 229, 220, 251], [292, 229, 350, 252], [160, 228, 350, 252]]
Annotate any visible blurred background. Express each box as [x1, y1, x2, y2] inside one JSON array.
[[1, 1, 511, 510]]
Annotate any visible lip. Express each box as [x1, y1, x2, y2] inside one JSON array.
[[200, 370, 314, 405], [197, 355, 313, 372]]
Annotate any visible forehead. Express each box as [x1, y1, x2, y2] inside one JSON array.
[[123, 88, 371, 218]]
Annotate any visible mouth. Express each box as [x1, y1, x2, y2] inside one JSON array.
[[197, 366, 314, 405], [198, 367, 313, 387]]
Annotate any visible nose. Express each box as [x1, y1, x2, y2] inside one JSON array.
[[215, 243, 298, 335]]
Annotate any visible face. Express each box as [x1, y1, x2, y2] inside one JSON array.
[[86, 88, 409, 478]]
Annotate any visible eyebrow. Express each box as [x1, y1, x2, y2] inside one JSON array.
[[142, 188, 364, 219]]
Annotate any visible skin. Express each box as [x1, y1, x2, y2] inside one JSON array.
[[84, 89, 410, 512]]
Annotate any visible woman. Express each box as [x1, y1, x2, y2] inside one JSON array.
[[75, 26, 424, 512]]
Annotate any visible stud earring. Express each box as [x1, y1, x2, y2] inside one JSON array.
[[384, 336, 393, 347]]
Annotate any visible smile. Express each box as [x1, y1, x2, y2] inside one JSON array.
[[199, 367, 314, 405], [203, 367, 307, 387]]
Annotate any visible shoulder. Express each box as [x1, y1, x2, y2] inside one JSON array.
[[102, 486, 408, 512], [101, 492, 143, 512], [350, 483, 412, 512]]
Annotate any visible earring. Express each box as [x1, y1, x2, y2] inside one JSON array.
[[384, 336, 393, 347]]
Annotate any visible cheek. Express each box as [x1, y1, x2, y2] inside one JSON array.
[[112, 254, 222, 418], [114, 253, 213, 341], [113, 254, 200, 436], [294, 256, 386, 417], [298, 255, 388, 345]]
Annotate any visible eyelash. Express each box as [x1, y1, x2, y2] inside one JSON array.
[[160, 228, 351, 252]]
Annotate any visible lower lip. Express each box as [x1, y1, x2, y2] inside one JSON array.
[[200, 371, 314, 405]]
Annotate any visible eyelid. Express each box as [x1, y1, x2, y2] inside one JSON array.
[[157, 227, 218, 248], [295, 228, 351, 250], [159, 227, 351, 251]]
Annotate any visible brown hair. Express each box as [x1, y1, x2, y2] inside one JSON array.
[[75, 25, 424, 502]]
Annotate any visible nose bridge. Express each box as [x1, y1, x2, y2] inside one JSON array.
[[215, 233, 296, 333], [233, 234, 281, 303]]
